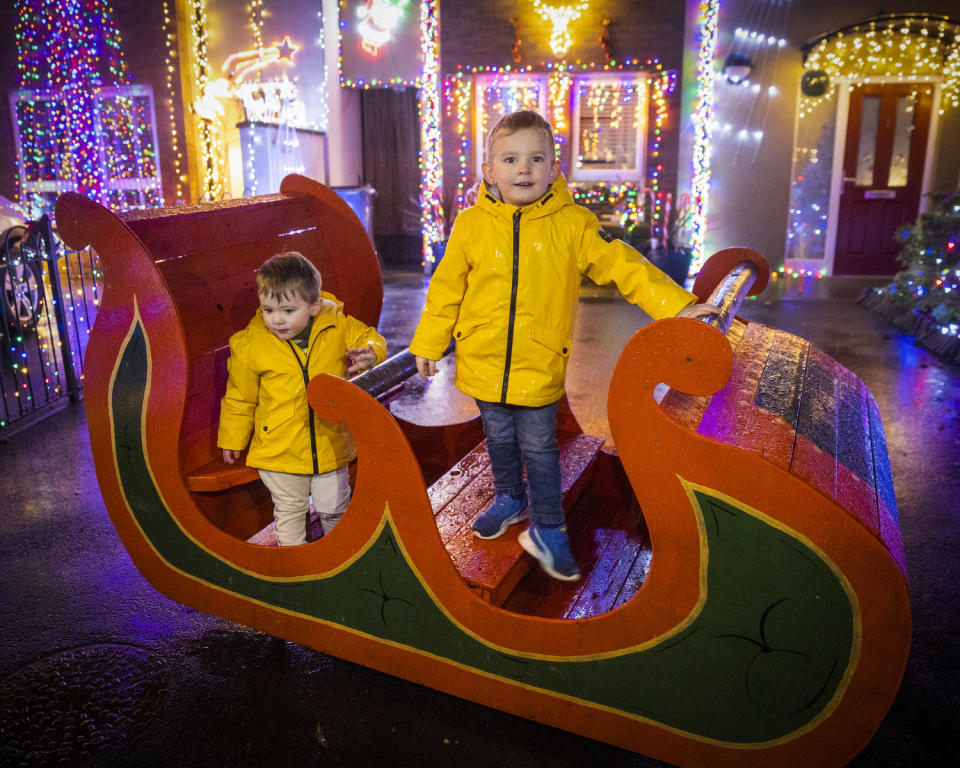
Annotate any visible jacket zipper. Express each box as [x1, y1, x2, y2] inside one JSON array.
[[287, 339, 319, 474], [500, 209, 522, 403]]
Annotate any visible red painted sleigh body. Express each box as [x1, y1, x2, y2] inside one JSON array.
[[55, 176, 909, 768]]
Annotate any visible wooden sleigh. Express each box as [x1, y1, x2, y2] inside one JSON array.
[[55, 176, 909, 768]]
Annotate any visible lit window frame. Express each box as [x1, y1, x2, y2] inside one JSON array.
[[472, 73, 549, 172], [9, 83, 163, 210], [569, 73, 648, 184]]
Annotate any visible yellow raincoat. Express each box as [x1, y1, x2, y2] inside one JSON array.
[[409, 176, 695, 407], [217, 292, 386, 474]]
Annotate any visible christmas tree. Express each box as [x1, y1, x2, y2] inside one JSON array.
[[859, 191, 960, 364], [12, 0, 161, 213]]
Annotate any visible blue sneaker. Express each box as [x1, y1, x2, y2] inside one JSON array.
[[472, 492, 529, 539], [519, 525, 582, 582]]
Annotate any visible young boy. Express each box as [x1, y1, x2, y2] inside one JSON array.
[[218, 252, 386, 546], [410, 111, 716, 581]]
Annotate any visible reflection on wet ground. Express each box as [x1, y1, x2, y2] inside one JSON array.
[[0, 268, 957, 768]]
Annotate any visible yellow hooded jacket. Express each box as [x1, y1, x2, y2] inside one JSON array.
[[217, 291, 387, 474], [409, 176, 696, 407]]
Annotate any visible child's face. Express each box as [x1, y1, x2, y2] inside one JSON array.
[[482, 126, 560, 207], [259, 290, 321, 341]]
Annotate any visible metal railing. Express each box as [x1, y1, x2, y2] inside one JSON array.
[[0, 215, 100, 431]]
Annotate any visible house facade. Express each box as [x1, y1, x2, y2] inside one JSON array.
[[1, 0, 957, 275]]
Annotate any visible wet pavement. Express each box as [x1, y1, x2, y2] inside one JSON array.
[[1, 267, 958, 767]]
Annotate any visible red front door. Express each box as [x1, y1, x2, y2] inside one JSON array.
[[834, 83, 933, 275]]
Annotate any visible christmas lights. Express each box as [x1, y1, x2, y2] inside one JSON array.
[[249, 0, 266, 54], [446, 62, 673, 244], [649, 68, 673, 244], [418, 0, 444, 264], [689, 0, 719, 273], [570, 183, 646, 233], [733, 27, 786, 48], [802, 15, 960, 117], [532, 1, 591, 58], [338, 0, 421, 88], [223, 36, 302, 83], [162, 0, 185, 201], [187, 0, 225, 201], [548, 70, 572, 140], [357, 0, 412, 56], [12, 0, 162, 213], [444, 73, 473, 210]]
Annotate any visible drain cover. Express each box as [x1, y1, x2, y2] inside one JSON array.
[[0, 643, 169, 766]]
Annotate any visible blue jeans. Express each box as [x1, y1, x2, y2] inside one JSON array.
[[475, 399, 565, 527]]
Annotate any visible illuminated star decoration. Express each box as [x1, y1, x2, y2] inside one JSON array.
[[531, 0, 590, 58], [222, 35, 302, 83], [357, 0, 411, 57]]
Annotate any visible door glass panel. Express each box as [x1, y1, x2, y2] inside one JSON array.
[[855, 96, 881, 186], [887, 95, 915, 187]]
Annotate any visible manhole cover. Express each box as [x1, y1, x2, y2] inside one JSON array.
[[0, 643, 169, 766]]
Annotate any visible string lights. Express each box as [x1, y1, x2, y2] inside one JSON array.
[[548, 70, 572, 139], [649, 67, 673, 245], [418, 0, 444, 262], [570, 183, 646, 232], [801, 14, 960, 117], [162, 1, 185, 201], [249, 0, 266, 54], [788, 14, 959, 267], [445, 73, 473, 212], [532, 1, 590, 58], [338, 0, 420, 88], [11, 0, 161, 214], [336, 0, 443, 269], [187, 0, 224, 201], [445, 59, 675, 252], [689, 0, 720, 273]]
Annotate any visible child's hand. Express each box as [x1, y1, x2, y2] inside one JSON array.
[[223, 449, 242, 465], [346, 343, 378, 376], [415, 355, 438, 381], [676, 303, 722, 321]]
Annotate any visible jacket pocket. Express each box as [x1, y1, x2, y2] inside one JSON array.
[[254, 401, 297, 436], [453, 316, 492, 342], [531, 324, 572, 357]]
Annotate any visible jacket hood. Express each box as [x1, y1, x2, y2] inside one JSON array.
[[313, 292, 343, 327], [477, 175, 574, 221]]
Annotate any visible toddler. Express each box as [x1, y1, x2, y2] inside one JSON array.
[[410, 111, 716, 580], [218, 252, 386, 545]]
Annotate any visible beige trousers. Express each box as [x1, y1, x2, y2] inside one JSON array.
[[258, 466, 351, 546]]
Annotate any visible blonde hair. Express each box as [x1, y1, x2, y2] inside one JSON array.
[[484, 110, 555, 161], [256, 252, 322, 304]]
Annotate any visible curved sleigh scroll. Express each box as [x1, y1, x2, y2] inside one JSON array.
[[606, 315, 911, 767]]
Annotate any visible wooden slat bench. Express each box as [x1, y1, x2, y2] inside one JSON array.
[[433, 430, 605, 605], [658, 320, 901, 555], [649, 258, 903, 574], [244, 363, 606, 601], [501, 460, 652, 618]]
